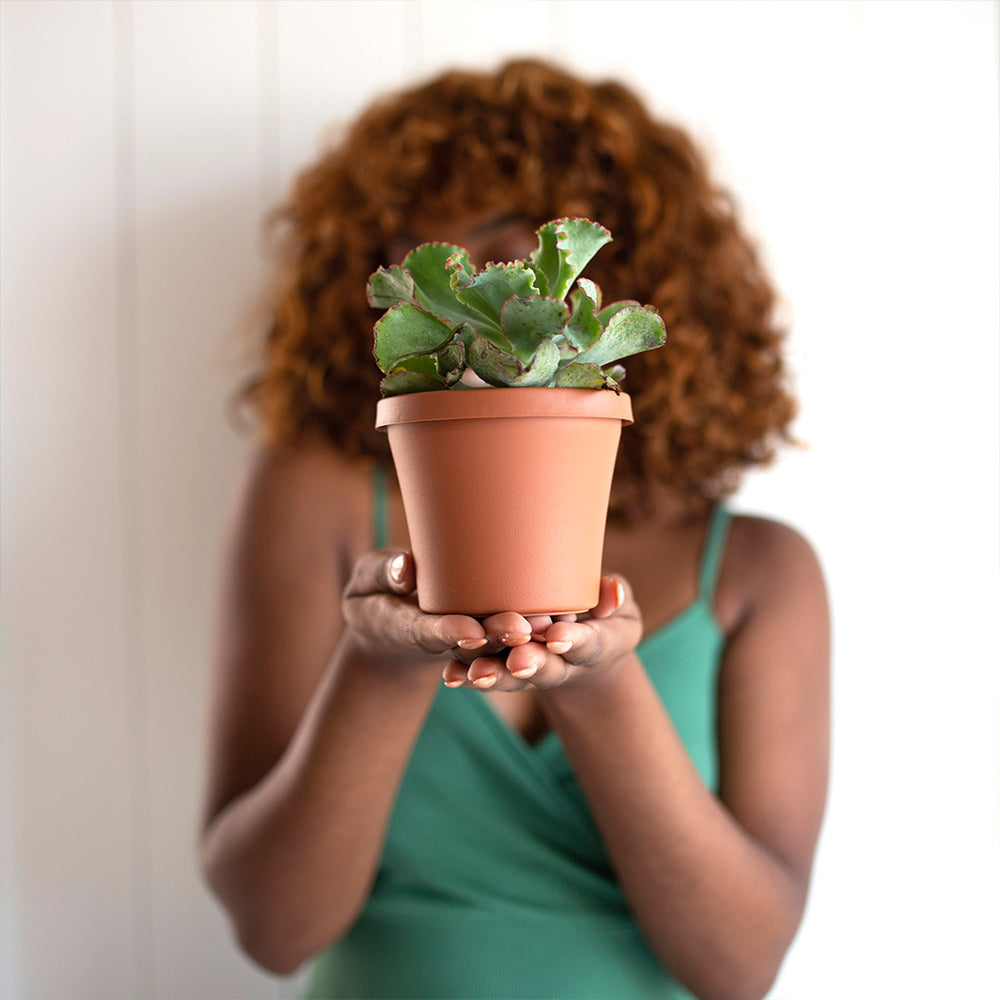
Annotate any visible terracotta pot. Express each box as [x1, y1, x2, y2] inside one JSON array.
[[375, 387, 633, 617]]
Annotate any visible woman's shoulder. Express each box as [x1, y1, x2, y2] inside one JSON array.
[[241, 434, 369, 504], [716, 511, 827, 633], [243, 432, 367, 487], [228, 435, 376, 564], [725, 511, 823, 572]]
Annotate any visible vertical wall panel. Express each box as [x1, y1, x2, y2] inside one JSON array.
[[771, 2, 1000, 997], [0, 1, 143, 996], [127, 1, 276, 995], [273, 0, 418, 201], [415, 0, 556, 76], [0, 12, 20, 984]]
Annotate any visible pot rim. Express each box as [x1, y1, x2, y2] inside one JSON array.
[[376, 387, 633, 429]]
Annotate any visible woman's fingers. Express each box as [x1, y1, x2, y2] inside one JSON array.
[[480, 611, 534, 647], [589, 574, 627, 619], [440, 577, 640, 690], [343, 557, 639, 669], [442, 656, 514, 690], [441, 652, 545, 691], [505, 642, 569, 687], [442, 643, 570, 692], [542, 577, 639, 666], [349, 593, 484, 655], [524, 614, 554, 641], [466, 656, 507, 689], [343, 550, 487, 656], [415, 611, 489, 655], [343, 548, 416, 598]]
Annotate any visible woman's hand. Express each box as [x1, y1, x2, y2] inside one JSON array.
[[341, 549, 491, 663], [440, 575, 643, 694]]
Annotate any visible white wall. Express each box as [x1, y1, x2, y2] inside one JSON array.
[[1, 1, 997, 997]]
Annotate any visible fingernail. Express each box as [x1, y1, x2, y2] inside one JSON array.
[[443, 677, 465, 688], [388, 553, 406, 583], [613, 580, 625, 610], [457, 637, 487, 650], [511, 663, 538, 679], [547, 640, 572, 655], [501, 632, 530, 646], [472, 673, 497, 689]]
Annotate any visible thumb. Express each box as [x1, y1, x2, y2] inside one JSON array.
[[385, 551, 416, 595], [344, 549, 416, 598], [589, 575, 627, 619]]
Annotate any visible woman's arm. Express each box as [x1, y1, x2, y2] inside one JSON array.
[[198, 445, 487, 975], [551, 518, 828, 1000], [446, 517, 829, 1000]]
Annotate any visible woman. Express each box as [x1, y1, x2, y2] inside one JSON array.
[[199, 60, 830, 1000]]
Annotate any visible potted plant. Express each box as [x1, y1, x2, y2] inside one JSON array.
[[370, 218, 665, 617]]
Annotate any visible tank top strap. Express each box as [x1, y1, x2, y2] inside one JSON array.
[[697, 503, 732, 602], [372, 463, 390, 549]]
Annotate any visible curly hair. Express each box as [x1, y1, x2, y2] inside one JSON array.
[[239, 59, 797, 518]]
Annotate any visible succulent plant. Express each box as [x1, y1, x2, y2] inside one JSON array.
[[368, 218, 666, 396]]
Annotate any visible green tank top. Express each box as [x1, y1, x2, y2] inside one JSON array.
[[305, 468, 730, 1000]]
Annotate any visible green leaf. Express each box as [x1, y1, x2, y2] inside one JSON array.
[[446, 250, 475, 289], [530, 222, 565, 300], [394, 353, 438, 377], [576, 277, 602, 312], [467, 336, 561, 387], [402, 243, 494, 331], [573, 305, 666, 369], [380, 370, 448, 395], [499, 296, 569, 363], [454, 262, 539, 339], [436, 338, 466, 380], [449, 322, 478, 349], [597, 299, 638, 327], [564, 282, 603, 351], [381, 335, 466, 393], [554, 362, 611, 389], [367, 265, 416, 309], [530, 219, 613, 301], [368, 218, 668, 396], [526, 262, 550, 297], [373, 303, 454, 373]]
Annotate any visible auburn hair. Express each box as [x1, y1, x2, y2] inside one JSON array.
[[238, 59, 797, 518]]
